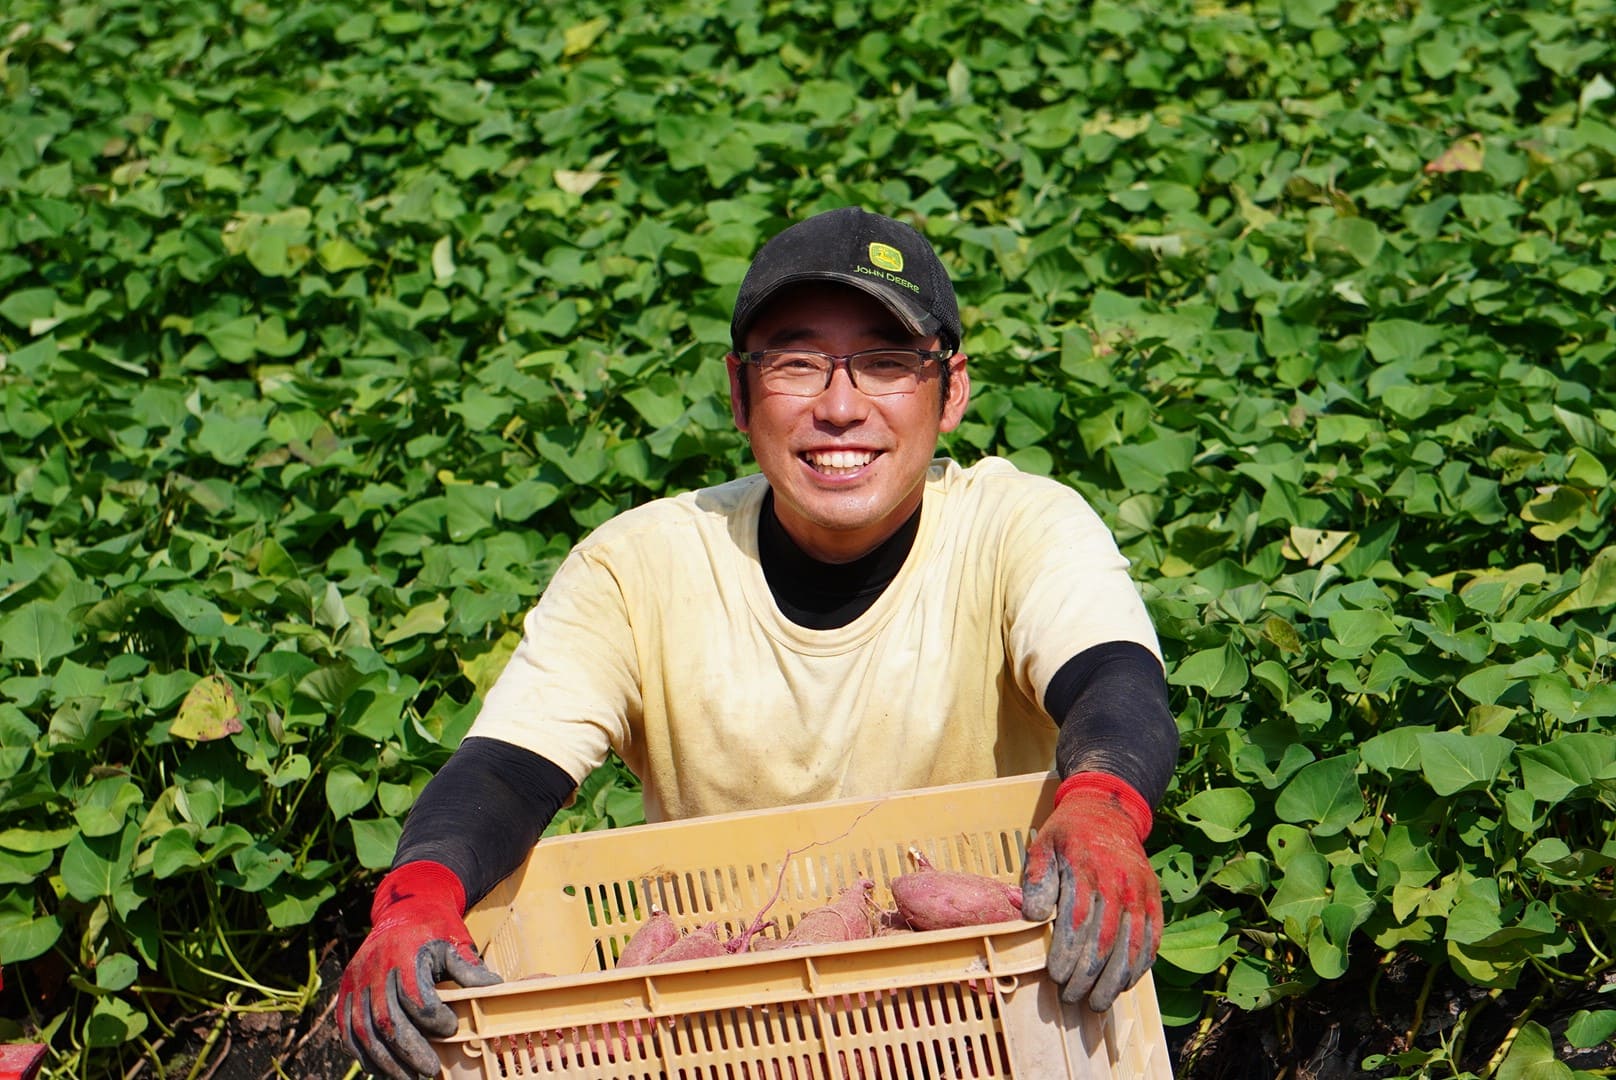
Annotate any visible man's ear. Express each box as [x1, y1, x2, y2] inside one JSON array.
[[725, 352, 749, 431], [939, 352, 970, 433]]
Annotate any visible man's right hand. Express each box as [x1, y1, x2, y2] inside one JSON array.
[[339, 861, 502, 1079]]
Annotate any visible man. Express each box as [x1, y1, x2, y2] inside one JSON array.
[[339, 207, 1179, 1080]]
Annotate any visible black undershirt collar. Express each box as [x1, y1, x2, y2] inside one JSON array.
[[757, 490, 921, 630]]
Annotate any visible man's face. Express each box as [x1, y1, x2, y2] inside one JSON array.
[[726, 282, 970, 563]]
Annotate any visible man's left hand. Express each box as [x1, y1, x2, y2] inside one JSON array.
[[1020, 772, 1161, 1011]]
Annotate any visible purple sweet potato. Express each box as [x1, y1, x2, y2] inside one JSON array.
[[753, 879, 876, 951], [647, 922, 728, 964], [616, 909, 681, 968], [890, 867, 1023, 931]]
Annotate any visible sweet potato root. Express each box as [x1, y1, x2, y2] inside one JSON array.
[[648, 922, 728, 963], [754, 879, 876, 951], [890, 855, 1023, 931], [616, 909, 681, 968]]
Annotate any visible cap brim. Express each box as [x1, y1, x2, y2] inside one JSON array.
[[733, 271, 942, 348]]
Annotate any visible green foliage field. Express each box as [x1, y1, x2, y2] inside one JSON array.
[[1, 0, 1613, 1076]]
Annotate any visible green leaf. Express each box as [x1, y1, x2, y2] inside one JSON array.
[[1365, 319, 1443, 364], [1304, 902, 1359, 980], [1360, 727, 1433, 777], [1274, 755, 1364, 835], [1565, 1010, 1616, 1050], [1416, 731, 1515, 796], [60, 825, 139, 902], [350, 817, 402, 870], [0, 286, 58, 329], [1519, 733, 1616, 807], [1323, 609, 1400, 658], [1157, 910, 1238, 974], [0, 907, 61, 963], [157, 591, 227, 637], [380, 597, 451, 646], [1176, 788, 1256, 842], [0, 825, 74, 854], [263, 875, 337, 929], [1496, 1022, 1573, 1080], [1168, 641, 1249, 697], [227, 842, 291, 892], [95, 952, 140, 991], [74, 777, 143, 838], [1553, 545, 1616, 614], [1225, 952, 1307, 1011], [1106, 432, 1197, 490], [324, 766, 375, 821], [86, 994, 148, 1047], [0, 602, 76, 670], [1268, 851, 1330, 926], [151, 828, 204, 878]]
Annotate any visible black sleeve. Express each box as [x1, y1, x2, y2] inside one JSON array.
[[1043, 641, 1179, 807], [391, 736, 577, 907]]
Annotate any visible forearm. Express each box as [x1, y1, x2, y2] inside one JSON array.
[[392, 737, 577, 907], [1044, 641, 1179, 807]]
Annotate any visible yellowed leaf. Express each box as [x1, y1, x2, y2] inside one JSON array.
[[171, 676, 243, 742], [554, 169, 604, 195], [1283, 528, 1358, 567], [562, 17, 609, 57], [1424, 133, 1484, 174]]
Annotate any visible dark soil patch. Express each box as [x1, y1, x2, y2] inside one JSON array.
[[198, 948, 355, 1080]]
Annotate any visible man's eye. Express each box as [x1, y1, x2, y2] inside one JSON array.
[[772, 355, 825, 372], [862, 353, 918, 372]]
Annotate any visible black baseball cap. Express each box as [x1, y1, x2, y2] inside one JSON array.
[[730, 207, 962, 353]]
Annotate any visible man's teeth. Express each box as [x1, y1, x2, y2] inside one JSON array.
[[806, 450, 875, 471]]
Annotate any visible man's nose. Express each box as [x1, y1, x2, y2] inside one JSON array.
[[814, 360, 869, 425]]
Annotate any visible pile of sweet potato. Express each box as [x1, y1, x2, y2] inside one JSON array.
[[615, 852, 1025, 968]]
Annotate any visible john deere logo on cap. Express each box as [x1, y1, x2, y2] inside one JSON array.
[[868, 243, 904, 272]]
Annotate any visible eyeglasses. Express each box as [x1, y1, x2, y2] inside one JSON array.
[[736, 348, 952, 397]]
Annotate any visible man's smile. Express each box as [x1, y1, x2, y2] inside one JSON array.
[[801, 449, 880, 476]]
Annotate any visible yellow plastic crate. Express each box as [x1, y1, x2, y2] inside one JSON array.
[[437, 772, 1174, 1079]]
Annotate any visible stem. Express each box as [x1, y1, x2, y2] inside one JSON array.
[[1527, 953, 1597, 984], [123, 1033, 167, 1080], [183, 999, 234, 1080], [1577, 923, 1612, 968], [1368, 960, 1384, 1019], [1446, 987, 1502, 1076], [160, 938, 298, 1002], [1406, 960, 1440, 1049]]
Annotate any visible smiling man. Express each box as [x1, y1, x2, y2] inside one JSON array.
[[339, 207, 1180, 1080]]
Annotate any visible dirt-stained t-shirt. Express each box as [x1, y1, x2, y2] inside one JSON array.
[[467, 456, 1161, 822]]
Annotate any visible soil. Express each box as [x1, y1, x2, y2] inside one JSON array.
[[128, 934, 358, 1080]]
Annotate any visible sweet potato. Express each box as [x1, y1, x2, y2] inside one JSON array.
[[890, 861, 1023, 931], [753, 879, 876, 951], [615, 909, 680, 968], [646, 922, 728, 963]]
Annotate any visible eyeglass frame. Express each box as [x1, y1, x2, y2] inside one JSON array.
[[733, 346, 955, 397]]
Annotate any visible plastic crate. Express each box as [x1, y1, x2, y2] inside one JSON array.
[[437, 772, 1174, 1079]]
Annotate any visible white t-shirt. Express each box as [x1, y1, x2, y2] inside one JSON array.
[[468, 457, 1161, 822]]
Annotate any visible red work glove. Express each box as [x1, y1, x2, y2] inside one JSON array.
[[1021, 772, 1162, 1012], [339, 861, 501, 1079]]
